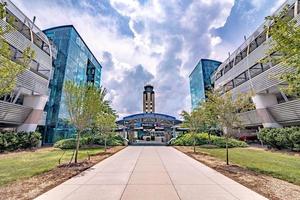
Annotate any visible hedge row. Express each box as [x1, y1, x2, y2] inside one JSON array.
[[171, 133, 248, 148], [0, 131, 41, 152], [258, 127, 300, 151], [54, 134, 124, 149]]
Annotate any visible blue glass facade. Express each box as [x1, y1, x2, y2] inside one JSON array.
[[189, 59, 221, 110], [43, 25, 102, 143]]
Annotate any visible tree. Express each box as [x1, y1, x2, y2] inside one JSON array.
[[200, 91, 254, 164], [266, 7, 300, 96], [181, 110, 203, 153], [0, 3, 35, 97], [94, 113, 116, 152], [64, 81, 106, 163]]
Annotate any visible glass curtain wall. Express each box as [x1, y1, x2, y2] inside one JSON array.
[[43, 26, 102, 143], [189, 59, 221, 110]]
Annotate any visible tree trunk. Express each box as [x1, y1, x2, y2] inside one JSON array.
[[104, 137, 107, 152], [74, 131, 81, 164], [226, 136, 229, 165], [193, 136, 196, 153]]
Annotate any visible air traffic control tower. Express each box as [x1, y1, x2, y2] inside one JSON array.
[[143, 85, 155, 113]]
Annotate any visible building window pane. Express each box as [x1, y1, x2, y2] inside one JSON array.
[[287, 5, 295, 18], [234, 72, 248, 87], [216, 69, 223, 80], [241, 48, 248, 59], [249, 40, 258, 54], [224, 81, 234, 92], [235, 53, 242, 65], [270, 51, 283, 66], [256, 31, 267, 46], [249, 63, 263, 78]]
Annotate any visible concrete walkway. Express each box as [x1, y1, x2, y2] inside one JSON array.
[[35, 146, 267, 200]]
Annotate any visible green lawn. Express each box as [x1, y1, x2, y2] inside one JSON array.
[[196, 147, 300, 185], [0, 147, 104, 186]]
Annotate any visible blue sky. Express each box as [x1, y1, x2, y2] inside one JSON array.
[[13, 0, 285, 118]]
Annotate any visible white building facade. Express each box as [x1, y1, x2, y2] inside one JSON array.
[[212, 0, 300, 129], [0, 0, 53, 132]]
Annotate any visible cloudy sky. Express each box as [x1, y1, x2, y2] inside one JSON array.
[[13, 0, 285, 119]]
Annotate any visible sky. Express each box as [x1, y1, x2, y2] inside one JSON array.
[[13, 0, 286, 119]]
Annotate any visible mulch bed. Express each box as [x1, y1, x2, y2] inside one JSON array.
[[175, 146, 300, 200], [0, 146, 125, 200]]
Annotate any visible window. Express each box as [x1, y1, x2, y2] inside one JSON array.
[[256, 31, 267, 46], [249, 40, 258, 53], [287, 5, 295, 18], [262, 61, 271, 71], [33, 34, 43, 49], [215, 69, 223, 80], [229, 60, 234, 68], [249, 63, 263, 78], [224, 81, 234, 92], [235, 53, 242, 65], [224, 64, 230, 74], [270, 51, 283, 66], [9, 44, 17, 60], [241, 47, 248, 59], [234, 72, 248, 87], [42, 43, 51, 55], [30, 60, 39, 71], [298, 0, 300, 14]]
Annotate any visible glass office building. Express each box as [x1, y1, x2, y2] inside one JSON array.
[[189, 59, 221, 110], [42, 25, 102, 143]]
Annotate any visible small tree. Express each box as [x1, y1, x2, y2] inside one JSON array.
[[64, 81, 114, 163], [94, 113, 116, 152], [201, 91, 254, 164], [266, 7, 300, 96], [181, 110, 203, 153], [64, 81, 103, 163], [0, 3, 35, 96]]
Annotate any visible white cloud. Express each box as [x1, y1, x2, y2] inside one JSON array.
[[12, 0, 235, 118]]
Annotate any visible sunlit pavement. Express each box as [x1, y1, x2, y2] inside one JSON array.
[[35, 146, 267, 200]]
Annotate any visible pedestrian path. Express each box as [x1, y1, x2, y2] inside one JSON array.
[[35, 146, 267, 200]]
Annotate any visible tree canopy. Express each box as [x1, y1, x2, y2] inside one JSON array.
[[266, 7, 300, 96]]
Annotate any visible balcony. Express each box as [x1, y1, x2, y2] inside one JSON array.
[[230, 64, 292, 97], [0, 18, 52, 71], [238, 99, 300, 127], [0, 101, 32, 125], [269, 99, 300, 124], [17, 69, 49, 95], [238, 110, 263, 126]]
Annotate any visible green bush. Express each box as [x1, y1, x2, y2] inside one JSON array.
[[54, 134, 125, 149], [171, 133, 248, 148], [0, 131, 41, 152], [53, 138, 78, 149], [258, 127, 300, 151]]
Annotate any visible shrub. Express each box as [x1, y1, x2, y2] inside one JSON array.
[[54, 134, 125, 149], [171, 133, 248, 148], [53, 138, 78, 149], [0, 131, 41, 152], [258, 127, 300, 151]]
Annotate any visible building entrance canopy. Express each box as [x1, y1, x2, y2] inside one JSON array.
[[116, 113, 182, 145], [116, 113, 181, 129]]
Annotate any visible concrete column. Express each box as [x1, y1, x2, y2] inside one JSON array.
[[17, 95, 48, 132], [252, 94, 282, 128]]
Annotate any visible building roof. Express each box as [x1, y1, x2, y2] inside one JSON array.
[[43, 25, 102, 69], [189, 59, 221, 78], [116, 112, 182, 124]]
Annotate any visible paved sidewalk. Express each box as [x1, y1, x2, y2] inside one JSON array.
[[35, 146, 268, 200]]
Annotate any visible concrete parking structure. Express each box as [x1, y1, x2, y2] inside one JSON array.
[[35, 146, 267, 200]]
